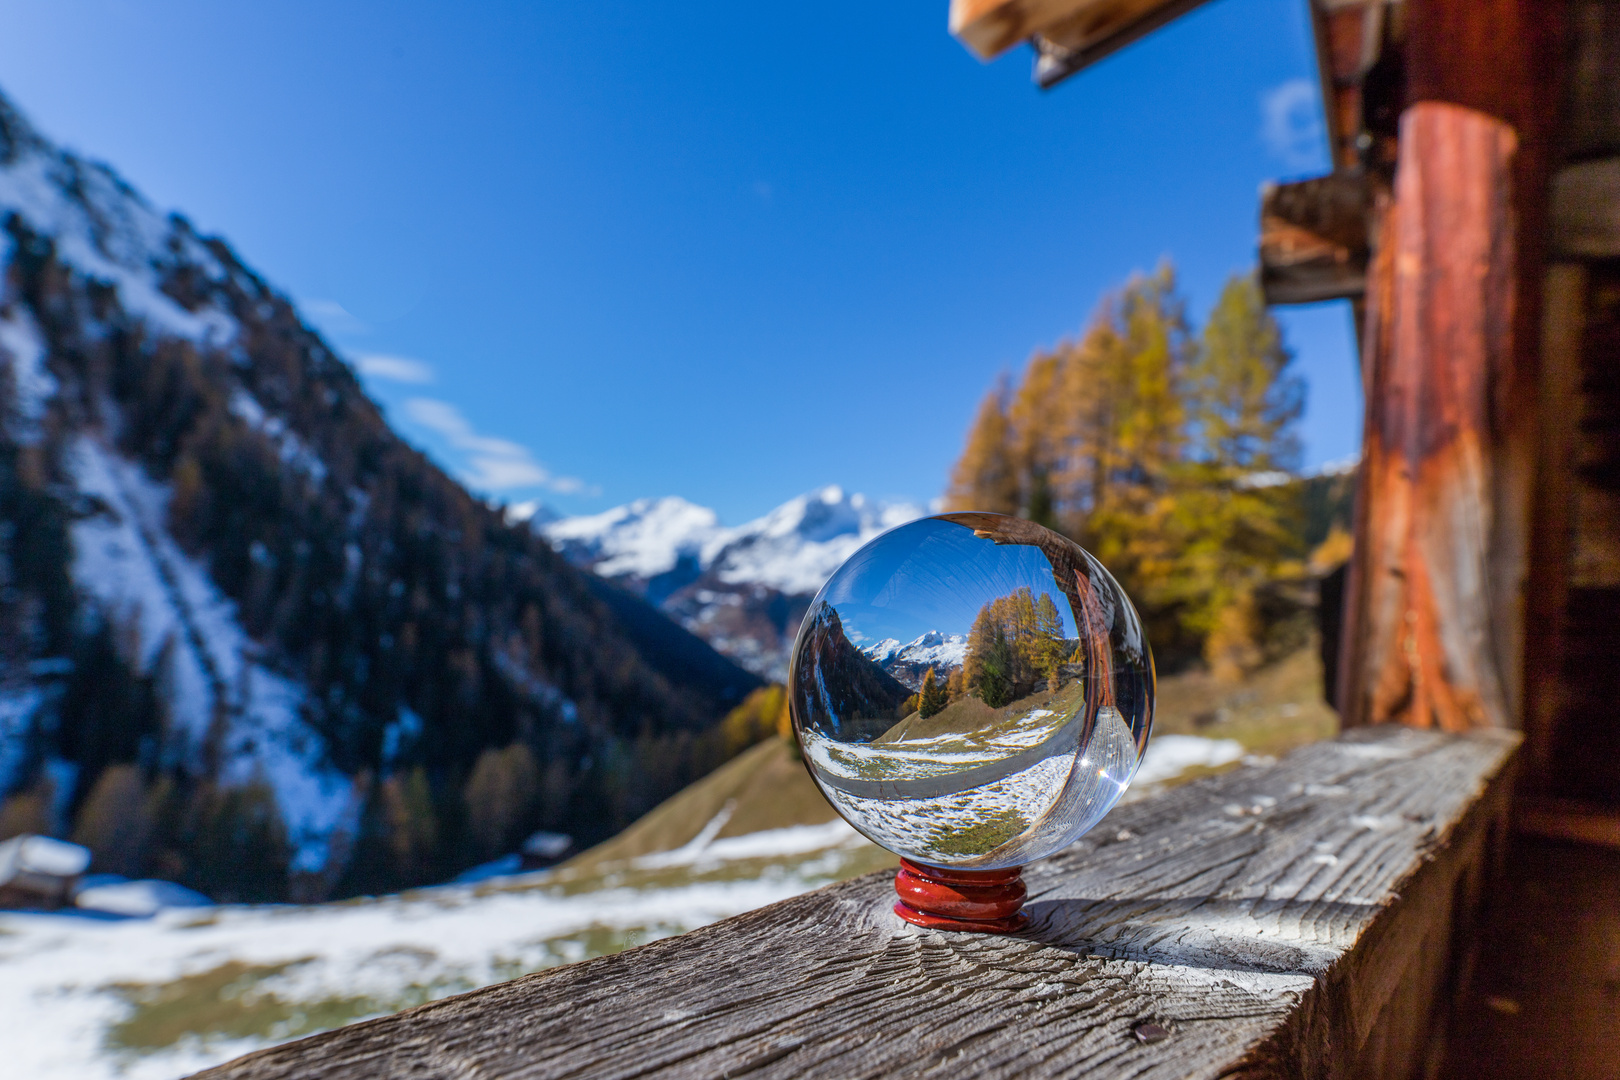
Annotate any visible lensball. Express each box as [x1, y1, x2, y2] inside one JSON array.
[[788, 512, 1154, 870]]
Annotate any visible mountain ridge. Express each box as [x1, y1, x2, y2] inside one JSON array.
[[539, 485, 928, 679], [0, 85, 758, 900]]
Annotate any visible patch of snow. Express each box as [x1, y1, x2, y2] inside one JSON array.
[[229, 389, 328, 482], [633, 807, 860, 870], [0, 685, 43, 793], [1131, 735, 1246, 787], [634, 801, 736, 868], [706, 486, 926, 597], [489, 650, 579, 724], [861, 638, 903, 665], [74, 878, 211, 918], [0, 116, 238, 349], [380, 707, 423, 766], [0, 826, 871, 1080], [66, 436, 353, 873], [0, 305, 56, 434], [449, 854, 523, 884], [0, 834, 89, 879], [503, 499, 559, 528]]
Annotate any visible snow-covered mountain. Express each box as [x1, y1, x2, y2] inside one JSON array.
[[861, 631, 969, 691], [542, 486, 928, 680], [0, 86, 754, 902]]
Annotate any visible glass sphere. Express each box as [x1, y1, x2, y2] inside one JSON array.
[[788, 513, 1154, 870]]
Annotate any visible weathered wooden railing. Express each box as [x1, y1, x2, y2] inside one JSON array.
[[194, 726, 1517, 1080]]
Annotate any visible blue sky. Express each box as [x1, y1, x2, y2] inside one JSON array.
[[0, 0, 1359, 523], [825, 519, 1077, 649]]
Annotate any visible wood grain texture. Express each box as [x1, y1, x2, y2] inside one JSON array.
[[1260, 171, 1376, 305], [1551, 159, 1620, 259], [1339, 103, 1521, 733], [191, 726, 1518, 1080]]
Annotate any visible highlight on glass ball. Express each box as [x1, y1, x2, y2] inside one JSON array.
[[787, 512, 1154, 930]]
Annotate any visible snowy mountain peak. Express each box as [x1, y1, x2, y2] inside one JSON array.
[[861, 631, 968, 690], [542, 488, 930, 679], [544, 496, 719, 581]]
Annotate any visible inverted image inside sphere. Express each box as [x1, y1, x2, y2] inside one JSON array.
[[787, 513, 1154, 870]]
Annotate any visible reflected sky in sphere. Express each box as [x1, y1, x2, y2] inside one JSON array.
[[788, 514, 1154, 870]]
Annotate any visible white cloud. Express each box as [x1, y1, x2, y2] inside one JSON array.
[[355, 353, 435, 384], [1260, 78, 1325, 172], [402, 397, 593, 494], [300, 298, 369, 336]]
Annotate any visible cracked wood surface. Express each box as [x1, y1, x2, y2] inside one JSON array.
[[193, 726, 1518, 1080]]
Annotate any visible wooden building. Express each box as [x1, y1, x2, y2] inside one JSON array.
[[958, 0, 1619, 836], [195, 3, 1616, 1077]]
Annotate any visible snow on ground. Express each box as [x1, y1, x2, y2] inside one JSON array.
[[802, 715, 1246, 868], [0, 685, 43, 794], [0, 726, 1252, 1080], [1132, 734, 1246, 787], [803, 707, 1144, 866], [67, 436, 354, 872], [0, 304, 57, 430], [805, 705, 1074, 781], [228, 390, 328, 483], [0, 101, 238, 349], [0, 821, 882, 1080]]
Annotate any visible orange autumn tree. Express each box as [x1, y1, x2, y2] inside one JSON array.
[[946, 267, 1305, 674]]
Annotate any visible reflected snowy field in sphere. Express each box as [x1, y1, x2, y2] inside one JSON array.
[[787, 513, 1154, 869]]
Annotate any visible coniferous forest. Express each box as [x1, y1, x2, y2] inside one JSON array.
[[0, 193, 761, 901], [946, 266, 1349, 678]]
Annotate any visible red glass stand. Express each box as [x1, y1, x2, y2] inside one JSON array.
[[892, 858, 1029, 933]]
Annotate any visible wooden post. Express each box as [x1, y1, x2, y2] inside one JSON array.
[[1339, 105, 1519, 731], [1339, 0, 1566, 734]]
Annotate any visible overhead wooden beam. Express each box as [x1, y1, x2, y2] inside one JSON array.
[[1260, 171, 1379, 305], [949, 0, 1214, 87]]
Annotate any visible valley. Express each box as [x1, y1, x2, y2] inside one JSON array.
[[0, 639, 1337, 1080]]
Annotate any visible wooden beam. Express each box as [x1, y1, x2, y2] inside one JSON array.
[[192, 727, 1518, 1080], [1516, 798, 1620, 850], [1340, 0, 1568, 739], [1260, 171, 1378, 305], [1551, 158, 1620, 259], [949, 0, 1214, 86], [1518, 263, 1584, 796], [1339, 103, 1519, 732]]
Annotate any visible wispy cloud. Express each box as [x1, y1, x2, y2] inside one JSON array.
[[402, 397, 593, 494], [300, 298, 370, 337], [355, 353, 435, 384], [1260, 78, 1325, 172]]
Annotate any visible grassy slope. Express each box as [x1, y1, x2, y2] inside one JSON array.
[[565, 638, 1340, 870], [1150, 640, 1338, 759], [562, 738, 847, 872], [43, 643, 1340, 1076]]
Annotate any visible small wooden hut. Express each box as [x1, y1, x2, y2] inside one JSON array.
[[195, 3, 1616, 1077]]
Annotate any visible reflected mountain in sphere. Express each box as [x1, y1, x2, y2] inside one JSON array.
[[788, 513, 1154, 869]]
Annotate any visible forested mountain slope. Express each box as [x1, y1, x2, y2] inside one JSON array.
[[0, 87, 758, 901]]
